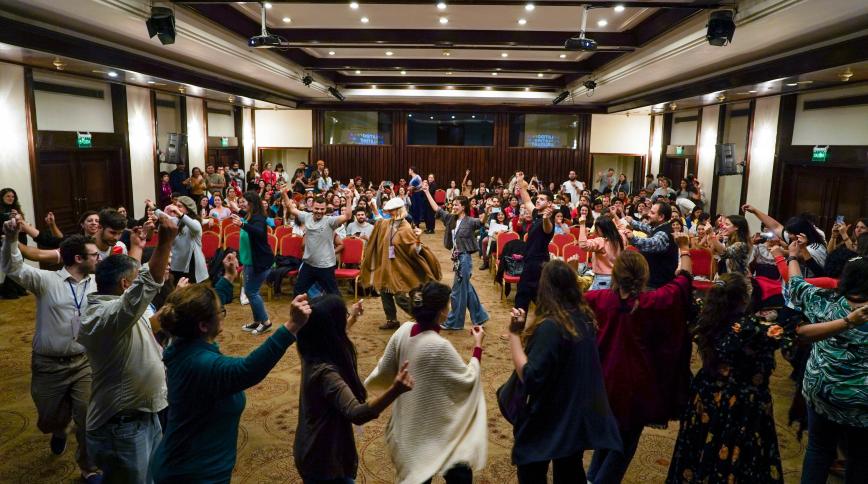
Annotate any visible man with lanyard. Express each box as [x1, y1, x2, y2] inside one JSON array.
[[421, 181, 489, 330], [77, 214, 177, 483], [513, 172, 555, 312], [1, 220, 102, 483], [285, 191, 352, 296], [624, 200, 678, 289]]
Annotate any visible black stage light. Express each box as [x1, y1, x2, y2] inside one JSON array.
[[552, 90, 570, 105], [302, 75, 313, 86], [583, 79, 597, 90], [328, 87, 346, 101], [706, 10, 736, 46], [146, 7, 176, 45]]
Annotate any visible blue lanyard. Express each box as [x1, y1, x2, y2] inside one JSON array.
[[68, 279, 89, 317]]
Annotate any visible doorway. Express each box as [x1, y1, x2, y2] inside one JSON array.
[[591, 154, 643, 193], [779, 165, 867, 234]]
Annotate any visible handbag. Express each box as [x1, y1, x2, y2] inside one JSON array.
[[504, 255, 524, 276], [496, 371, 527, 425]]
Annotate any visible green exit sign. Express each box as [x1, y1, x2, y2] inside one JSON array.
[[812, 145, 829, 162], [220, 137, 229, 147], [675, 145, 684, 156], [76, 132, 92, 149]]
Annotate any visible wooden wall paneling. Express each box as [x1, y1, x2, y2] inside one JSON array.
[[709, 105, 727, 216], [768, 95, 796, 219], [23, 68, 40, 223], [151, 90, 161, 202], [110, 83, 133, 212], [738, 98, 757, 207]]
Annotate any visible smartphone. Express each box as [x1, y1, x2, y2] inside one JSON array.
[[836, 215, 845, 225], [490, 207, 501, 213], [307, 282, 324, 300]]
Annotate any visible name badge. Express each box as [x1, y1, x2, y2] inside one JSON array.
[[388, 246, 396, 259]]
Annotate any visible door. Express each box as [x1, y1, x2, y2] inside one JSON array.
[[780, 165, 867, 234], [36, 150, 125, 234], [663, 156, 686, 185]]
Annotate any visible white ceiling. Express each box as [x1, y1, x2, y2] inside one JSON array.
[[338, 69, 563, 79], [305, 46, 592, 62]]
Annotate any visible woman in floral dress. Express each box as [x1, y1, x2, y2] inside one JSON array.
[[667, 272, 791, 483]]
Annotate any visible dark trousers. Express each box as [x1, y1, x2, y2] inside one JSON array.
[[424, 204, 436, 232], [422, 464, 472, 484], [517, 453, 585, 484], [293, 263, 340, 296], [381, 291, 412, 322], [588, 426, 644, 484], [801, 406, 868, 483], [410, 192, 426, 227], [514, 261, 543, 311]]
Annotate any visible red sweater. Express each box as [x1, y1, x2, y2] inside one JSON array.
[[584, 273, 693, 430]]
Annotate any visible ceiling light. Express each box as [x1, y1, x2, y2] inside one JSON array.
[[437, 2, 447, 10], [282, 17, 291, 23], [147, 80, 155, 84], [371, 85, 377, 89], [524, 87, 530, 91], [430, 116, 434, 119], [597, 19, 608, 27], [839, 68, 853, 82], [400, 70, 407, 75], [706, 10, 736, 46], [228, 95, 235, 102], [552, 90, 570, 105], [146, 6, 176, 45], [302, 75, 313, 86], [263, 2, 272, 8], [350, 2, 359, 9], [525, 3, 535, 12], [52, 58, 66, 70], [385, 50, 393, 56], [442, 50, 451, 56], [328, 51, 336, 55], [471, 115, 476, 118], [614, 5, 625, 13], [491, 72, 498, 76], [748, 90, 757, 93], [451, 115, 456, 119], [408, 85, 416, 89], [559, 54, 567, 58], [518, 18, 527, 25], [360, 16, 369, 23], [797, 80, 813, 84], [537, 73, 544, 77], [408, 114, 413, 117], [447, 71, 453, 75], [485, 86, 492, 90], [107, 71, 118, 78], [355, 70, 361, 74], [501, 52, 508, 58], [439, 16, 448, 24], [786, 82, 798, 86], [447, 86, 454, 89], [328, 86, 346, 101]]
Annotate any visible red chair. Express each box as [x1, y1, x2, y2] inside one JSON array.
[[690, 248, 715, 291], [274, 225, 293, 241], [552, 233, 575, 256], [492, 231, 520, 275], [224, 232, 240, 251], [501, 273, 521, 300], [219, 217, 234, 233], [548, 242, 559, 259], [278, 235, 305, 288], [267, 233, 278, 254], [144, 232, 159, 248], [335, 237, 364, 297], [202, 231, 221, 260], [562, 243, 589, 271], [569, 226, 582, 241], [433, 189, 447, 206], [273, 217, 283, 227], [222, 223, 240, 238]]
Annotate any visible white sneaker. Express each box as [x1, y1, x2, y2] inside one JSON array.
[[241, 322, 259, 332], [251, 322, 272, 335], [240, 287, 249, 305]]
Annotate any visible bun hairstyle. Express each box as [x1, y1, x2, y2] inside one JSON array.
[[410, 281, 451, 330], [611, 250, 650, 314], [159, 284, 221, 339]]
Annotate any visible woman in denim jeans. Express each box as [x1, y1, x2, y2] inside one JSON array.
[[235, 191, 276, 336], [782, 244, 868, 484]]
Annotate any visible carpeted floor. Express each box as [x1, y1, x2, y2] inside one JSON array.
[[0, 228, 819, 483]]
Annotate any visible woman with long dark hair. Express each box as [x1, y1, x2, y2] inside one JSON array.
[[235, 191, 276, 336], [743, 205, 827, 277], [295, 295, 413, 483], [584, 237, 694, 484], [668, 272, 790, 483], [706, 214, 753, 275], [365, 281, 487, 484], [579, 215, 627, 290], [506, 260, 621, 482]]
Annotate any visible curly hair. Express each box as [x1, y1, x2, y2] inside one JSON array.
[[693, 273, 751, 367]]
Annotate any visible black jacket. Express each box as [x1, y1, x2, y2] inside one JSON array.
[[242, 214, 275, 272]]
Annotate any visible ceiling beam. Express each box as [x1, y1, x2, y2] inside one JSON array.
[[174, 0, 732, 8], [333, 74, 565, 88], [306, 58, 592, 74]]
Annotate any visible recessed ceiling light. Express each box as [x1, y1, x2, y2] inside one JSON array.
[[524, 87, 530, 91], [597, 19, 608, 27], [451, 115, 456, 118], [282, 17, 291, 23], [786, 82, 798, 86], [485, 86, 492, 90], [107, 71, 118, 78], [350, 2, 359, 9], [408, 85, 416, 89], [355, 70, 361, 74], [408, 114, 413, 117], [748, 90, 757, 93], [447, 86, 454, 90], [328, 51, 336, 55], [429, 116, 434, 119], [525, 3, 535, 12], [537, 73, 544, 77], [263, 2, 272, 9], [559, 54, 567, 58], [797, 80, 814, 84], [437, 2, 447, 10], [385, 50, 393, 56], [447, 71, 453, 75], [147, 81, 155, 84], [442, 50, 451, 56], [400, 70, 407, 75], [439, 16, 448, 24], [518, 18, 527, 25], [501, 52, 508, 58], [491, 72, 498, 76], [360, 16, 369, 23], [472, 115, 476, 118], [614, 5, 625, 13], [371, 85, 377, 89]]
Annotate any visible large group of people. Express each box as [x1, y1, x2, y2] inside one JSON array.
[[0, 159, 866, 484]]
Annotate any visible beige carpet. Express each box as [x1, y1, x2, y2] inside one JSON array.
[[0, 229, 816, 483]]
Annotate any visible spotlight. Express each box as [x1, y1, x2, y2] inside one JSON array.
[[552, 90, 570, 105], [706, 10, 735, 46], [582, 79, 597, 90], [328, 87, 346, 101], [146, 7, 176, 45], [302, 75, 313, 86]]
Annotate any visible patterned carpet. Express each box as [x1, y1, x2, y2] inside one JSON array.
[[0, 228, 818, 483]]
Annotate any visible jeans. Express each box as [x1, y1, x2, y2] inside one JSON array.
[[588, 425, 644, 484], [381, 291, 412, 322], [243, 265, 271, 323], [294, 263, 340, 297], [87, 412, 162, 484], [801, 406, 868, 483], [517, 453, 585, 484], [443, 253, 489, 329], [421, 464, 472, 484], [590, 274, 612, 290]]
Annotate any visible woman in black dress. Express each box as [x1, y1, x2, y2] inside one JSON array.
[[667, 272, 791, 483]]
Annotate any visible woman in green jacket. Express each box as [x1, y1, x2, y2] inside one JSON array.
[[149, 286, 311, 483]]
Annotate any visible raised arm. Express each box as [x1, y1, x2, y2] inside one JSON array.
[[742, 204, 784, 238], [515, 172, 535, 214], [421, 181, 440, 213], [461, 169, 470, 189]]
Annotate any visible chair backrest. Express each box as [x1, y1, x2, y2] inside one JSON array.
[[273, 217, 283, 227], [690, 248, 715, 278], [279, 235, 304, 258], [224, 232, 240, 251], [433, 189, 446, 205], [222, 223, 240, 238], [202, 231, 221, 260], [274, 225, 293, 241], [552, 233, 575, 253], [341, 237, 365, 265], [548, 242, 559, 258], [569, 225, 582, 241], [563, 242, 589, 265], [219, 217, 234, 232], [495, 231, 520, 259], [267, 233, 278, 254]]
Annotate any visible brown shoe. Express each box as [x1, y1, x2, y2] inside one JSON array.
[[378, 320, 400, 330]]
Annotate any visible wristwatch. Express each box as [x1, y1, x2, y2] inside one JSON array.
[[786, 255, 799, 263]]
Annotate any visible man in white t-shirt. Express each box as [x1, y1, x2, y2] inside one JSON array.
[[346, 207, 374, 241], [561, 170, 585, 208], [286, 194, 351, 295]]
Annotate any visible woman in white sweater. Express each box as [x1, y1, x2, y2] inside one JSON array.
[[366, 281, 487, 484]]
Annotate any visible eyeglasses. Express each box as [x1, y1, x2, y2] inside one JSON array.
[[84, 252, 100, 258]]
